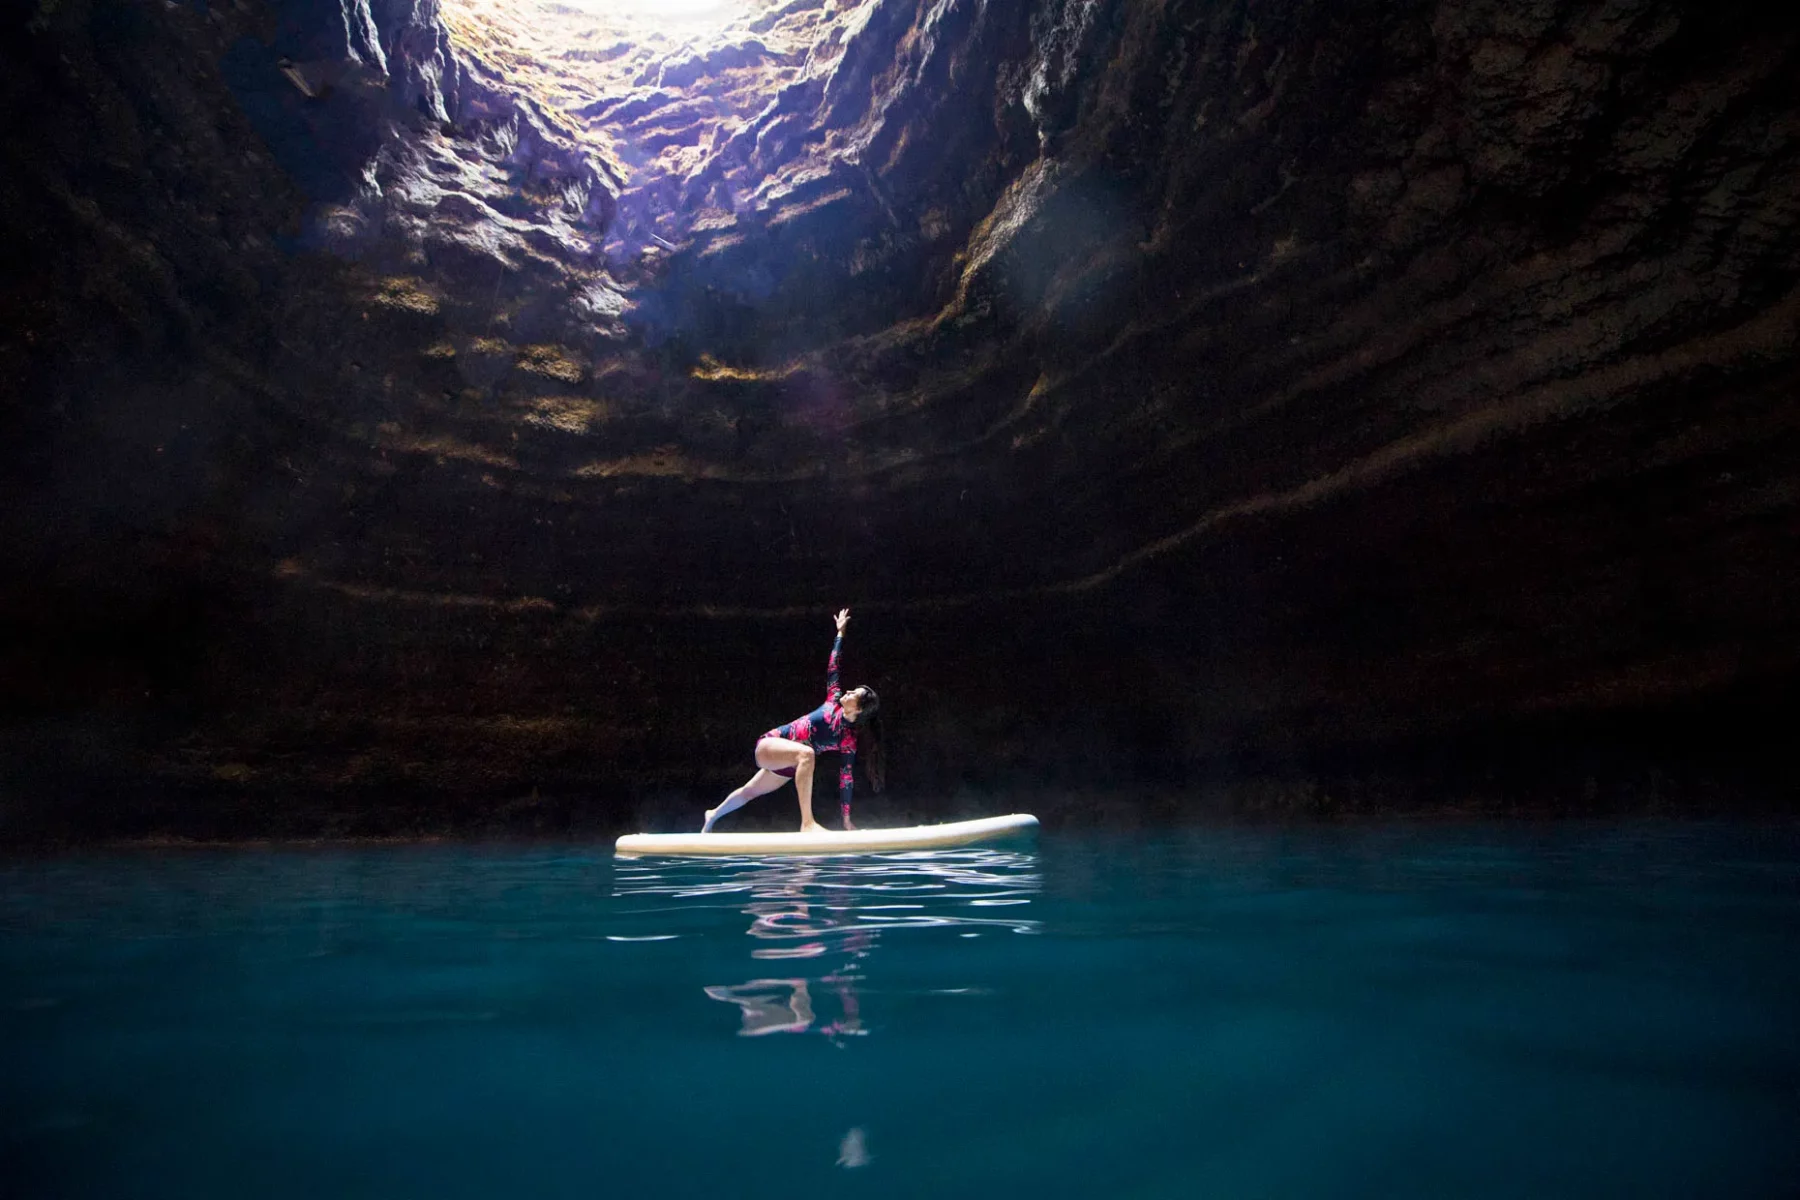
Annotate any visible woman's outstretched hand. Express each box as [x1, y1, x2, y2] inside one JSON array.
[[834, 608, 851, 634]]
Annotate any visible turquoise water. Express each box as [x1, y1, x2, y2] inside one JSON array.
[[3, 823, 1797, 1198]]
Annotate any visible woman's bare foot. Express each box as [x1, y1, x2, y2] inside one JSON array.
[[842, 817, 857, 831], [799, 821, 827, 834], [702, 807, 719, 833]]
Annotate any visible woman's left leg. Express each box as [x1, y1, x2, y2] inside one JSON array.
[[703, 769, 790, 832]]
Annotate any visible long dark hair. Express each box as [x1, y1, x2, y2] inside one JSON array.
[[854, 687, 885, 793]]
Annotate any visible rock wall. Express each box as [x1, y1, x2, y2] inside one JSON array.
[[2, 0, 1797, 837]]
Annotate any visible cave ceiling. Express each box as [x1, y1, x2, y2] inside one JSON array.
[[217, 0, 1800, 616]]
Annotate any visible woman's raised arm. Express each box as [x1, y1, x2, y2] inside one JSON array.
[[826, 608, 849, 699]]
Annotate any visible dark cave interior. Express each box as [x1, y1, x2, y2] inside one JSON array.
[[2, 0, 1797, 839]]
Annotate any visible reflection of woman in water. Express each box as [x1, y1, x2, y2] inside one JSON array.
[[703, 861, 873, 1038], [703, 608, 885, 833]]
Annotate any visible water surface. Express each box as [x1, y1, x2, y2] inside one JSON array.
[[3, 822, 1797, 1197]]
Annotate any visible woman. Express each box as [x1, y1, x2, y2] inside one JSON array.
[[703, 608, 884, 834]]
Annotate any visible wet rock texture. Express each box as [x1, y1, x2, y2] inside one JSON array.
[[2, 0, 1797, 836]]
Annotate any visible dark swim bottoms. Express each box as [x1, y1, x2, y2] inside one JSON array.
[[771, 766, 797, 778]]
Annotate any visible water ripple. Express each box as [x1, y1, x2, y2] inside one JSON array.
[[613, 847, 1039, 901], [612, 848, 1041, 1038]]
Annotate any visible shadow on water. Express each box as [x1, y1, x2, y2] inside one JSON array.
[[611, 849, 1040, 1039]]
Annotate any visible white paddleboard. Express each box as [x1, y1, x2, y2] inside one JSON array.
[[614, 813, 1039, 858]]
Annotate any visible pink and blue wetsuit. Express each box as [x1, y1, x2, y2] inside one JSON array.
[[760, 633, 859, 826]]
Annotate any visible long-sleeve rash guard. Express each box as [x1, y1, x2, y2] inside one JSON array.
[[761, 632, 858, 822]]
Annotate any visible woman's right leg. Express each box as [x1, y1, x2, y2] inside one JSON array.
[[755, 737, 821, 832], [703, 769, 788, 832]]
